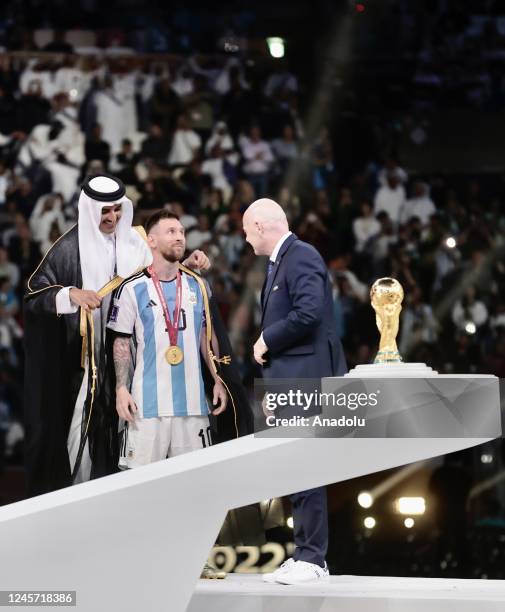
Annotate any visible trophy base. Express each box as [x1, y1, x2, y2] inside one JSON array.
[[374, 350, 402, 364], [345, 362, 439, 378]]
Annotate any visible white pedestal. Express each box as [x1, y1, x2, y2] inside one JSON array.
[[346, 362, 438, 377]]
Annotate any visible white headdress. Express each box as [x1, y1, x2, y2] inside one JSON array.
[[78, 174, 152, 291]]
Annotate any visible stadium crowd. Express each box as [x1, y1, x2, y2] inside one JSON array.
[[0, 43, 504, 470]]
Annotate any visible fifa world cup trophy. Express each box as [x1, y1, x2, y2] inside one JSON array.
[[370, 278, 404, 364]]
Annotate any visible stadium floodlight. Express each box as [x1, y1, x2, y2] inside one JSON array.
[[465, 321, 477, 335], [357, 491, 373, 508], [446, 237, 456, 248], [404, 517, 415, 528], [364, 516, 376, 529], [396, 497, 425, 515], [267, 37, 285, 59]]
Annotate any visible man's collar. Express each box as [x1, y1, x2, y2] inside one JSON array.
[[270, 231, 292, 263], [100, 231, 116, 243]]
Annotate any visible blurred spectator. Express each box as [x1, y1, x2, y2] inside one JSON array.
[[185, 213, 212, 250], [0, 85, 16, 137], [264, 61, 298, 98], [374, 171, 406, 226], [271, 124, 299, 173], [168, 114, 202, 167], [399, 285, 439, 355], [311, 126, 335, 191], [85, 123, 111, 170], [0, 163, 10, 208], [400, 181, 436, 226], [377, 158, 408, 187], [205, 121, 235, 157], [150, 76, 180, 137], [43, 30, 74, 54], [94, 76, 124, 153], [369, 211, 397, 276], [0, 277, 22, 364], [137, 180, 163, 214], [218, 217, 245, 267], [489, 303, 505, 331], [15, 80, 51, 135], [6, 221, 41, 282], [353, 201, 381, 253], [110, 139, 138, 184], [452, 286, 489, 332], [171, 66, 194, 97], [140, 123, 170, 165], [0, 277, 18, 317], [185, 75, 215, 143], [29, 194, 67, 254], [333, 188, 355, 253], [169, 202, 197, 231], [201, 141, 236, 203], [0, 248, 19, 291], [221, 66, 257, 138], [297, 211, 331, 261], [240, 125, 274, 198]]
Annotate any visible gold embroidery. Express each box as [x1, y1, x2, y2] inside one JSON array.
[[79, 273, 135, 442], [27, 224, 77, 292], [178, 264, 238, 438], [133, 225, 148, 243]]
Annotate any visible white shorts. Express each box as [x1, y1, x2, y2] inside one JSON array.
[[119, 415, 212, 469]]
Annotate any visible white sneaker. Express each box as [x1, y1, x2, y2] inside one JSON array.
[[262, 558, 296, 583], [275, 560, 330, 585]]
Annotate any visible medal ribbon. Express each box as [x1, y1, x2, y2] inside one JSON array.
[[149, 266, 182, 347]]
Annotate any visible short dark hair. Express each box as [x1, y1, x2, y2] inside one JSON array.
[[144, 210, 180, 235]]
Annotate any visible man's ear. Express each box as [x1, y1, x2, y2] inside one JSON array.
[[147, 234, 156, 248]]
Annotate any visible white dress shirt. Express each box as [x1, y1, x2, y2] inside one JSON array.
[[270, 231, 292, 264], [260, 231, 292, 347]]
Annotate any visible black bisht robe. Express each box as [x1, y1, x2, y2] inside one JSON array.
[[205, 295, 254, 441], [24, 225, 118, 497]]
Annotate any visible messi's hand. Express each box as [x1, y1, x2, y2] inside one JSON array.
[[211, 380, 227, 415], [116, 386, 138, 423]]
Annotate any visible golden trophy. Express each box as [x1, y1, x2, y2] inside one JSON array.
[[370, 278, 404, 364]]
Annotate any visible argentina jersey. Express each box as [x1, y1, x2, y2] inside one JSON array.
[[108, 269, 209, 418]]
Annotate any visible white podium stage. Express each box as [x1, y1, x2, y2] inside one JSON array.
[[0, 370, 500, 611], [189, 574, 505, 612], [0, 434, 496, 612]]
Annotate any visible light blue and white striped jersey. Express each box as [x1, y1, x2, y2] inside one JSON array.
[[108, 269, 209, 418]]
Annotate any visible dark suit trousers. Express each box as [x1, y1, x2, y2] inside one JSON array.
[[290, 486, 328, 567]]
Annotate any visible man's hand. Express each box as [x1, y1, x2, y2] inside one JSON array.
[[253, 335, 268, 365], [183, 249, 211, 271], [116, 386, 137, 423], [211, 380, 227, 415], [69, 288, 102, 311]]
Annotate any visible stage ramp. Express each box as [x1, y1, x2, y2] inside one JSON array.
[[0, 433, 497, 612]]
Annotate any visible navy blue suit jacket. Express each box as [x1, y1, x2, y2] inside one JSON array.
[[261, 234, 347, 379]]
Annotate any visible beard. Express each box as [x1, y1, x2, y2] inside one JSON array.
[[161, 244, 184, 262]]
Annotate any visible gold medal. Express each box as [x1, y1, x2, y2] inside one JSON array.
[[165, 345, 184, 365]]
